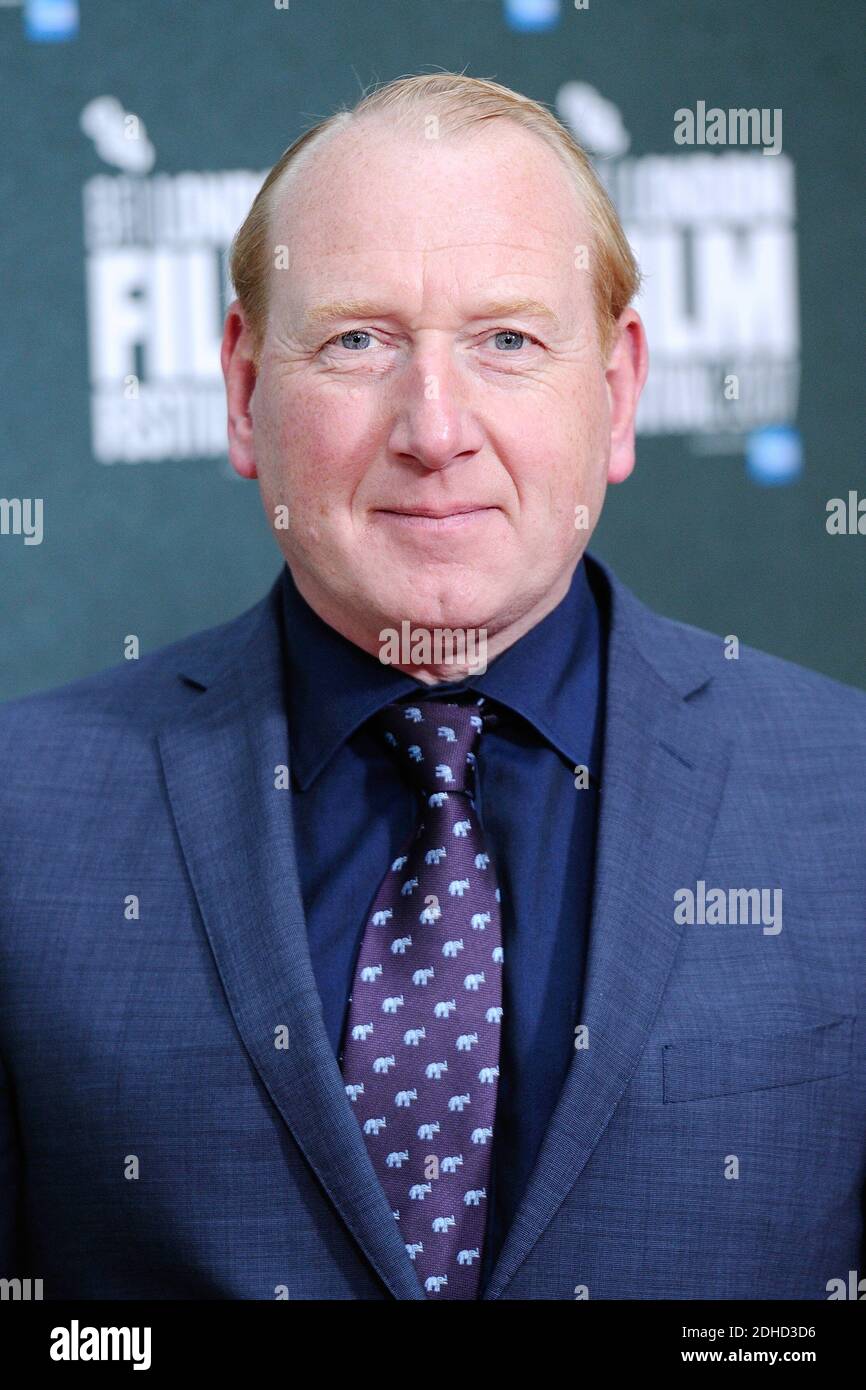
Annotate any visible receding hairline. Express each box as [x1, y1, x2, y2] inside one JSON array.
[[264, 111, 354, 233], [259, 111, 607, 354], [263, 107, 597, 253], [229, 74, 641, 365]]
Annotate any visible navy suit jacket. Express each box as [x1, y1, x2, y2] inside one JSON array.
[[1, 552, 864, 1300]]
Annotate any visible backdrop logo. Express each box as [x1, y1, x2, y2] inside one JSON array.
[[557, 82, 800, 453], [81, 100, 266, 463], [746, 426, 803, 486], [81, 87, 800, 466], [80, 97, 155, 174], [503, 0, 561, 31], [557, 82, 630, 157], [24, 0, 78, 42]]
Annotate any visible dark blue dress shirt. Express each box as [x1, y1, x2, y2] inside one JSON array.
[[280, 557, 608, 1292]]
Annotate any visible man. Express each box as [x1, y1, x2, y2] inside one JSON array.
[[1, 74, 864, 1301]]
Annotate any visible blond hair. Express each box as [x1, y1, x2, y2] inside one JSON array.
[[229, 72, 640, 366]]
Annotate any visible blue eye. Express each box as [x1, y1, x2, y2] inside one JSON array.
[[493, 330, 526, 351], [338, 330, 373, 350], [325, 327, 537, 355]]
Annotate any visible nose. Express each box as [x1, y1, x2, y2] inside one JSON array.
[[386, 343, 486, 473]]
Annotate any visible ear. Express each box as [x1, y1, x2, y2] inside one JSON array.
[[604, 308, 649, 485], [221, 299, 259, 480]]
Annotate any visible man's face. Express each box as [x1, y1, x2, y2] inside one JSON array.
[[224, 118, 646, 661]]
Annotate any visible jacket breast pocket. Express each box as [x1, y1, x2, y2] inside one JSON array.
[[661, 1016, 854, 1102]]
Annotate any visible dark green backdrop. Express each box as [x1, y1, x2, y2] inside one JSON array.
[[1, 0, 863, 699]]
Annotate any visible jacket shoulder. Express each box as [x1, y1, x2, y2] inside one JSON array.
[[0, 583, 278, 743], [594, 555, 866, 739], [648, 611, 866, 744]]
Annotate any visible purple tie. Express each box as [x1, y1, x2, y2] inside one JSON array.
[[339, 698, 503, 1299]]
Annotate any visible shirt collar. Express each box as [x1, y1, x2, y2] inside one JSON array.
[[281, 557, 605, 789]]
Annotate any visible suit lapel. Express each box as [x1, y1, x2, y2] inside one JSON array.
[[483, 563, 733, 1299], [158, 577, 424, 1300], [156, 558, 732, 1302]]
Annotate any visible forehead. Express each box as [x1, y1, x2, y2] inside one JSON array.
[[267, 117, 593, 301]]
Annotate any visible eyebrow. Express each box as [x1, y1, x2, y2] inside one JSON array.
[[302, 296, 561, 331]]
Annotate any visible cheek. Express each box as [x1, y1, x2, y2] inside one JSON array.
[[512, 405, 595, 505], [502, 389, 607, 549], [285, 393, 339, 484], [260, 383, 364, 509], [551, 378, 609, 487]]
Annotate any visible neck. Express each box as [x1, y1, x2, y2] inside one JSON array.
[[287, 564, 577, 683]]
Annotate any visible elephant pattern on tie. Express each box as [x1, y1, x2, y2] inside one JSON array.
[[340, 698, 503, 1299]]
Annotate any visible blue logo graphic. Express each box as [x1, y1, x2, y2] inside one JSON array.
[[745, 426, 804, 486], [503, 0, 561, 33], [25, 0, 79, 42]]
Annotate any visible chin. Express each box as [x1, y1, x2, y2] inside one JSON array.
[[375, 571, 499, 635]]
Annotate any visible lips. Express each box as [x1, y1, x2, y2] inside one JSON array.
[[379, 505, 493, 519], [375, 505, 498, 534]]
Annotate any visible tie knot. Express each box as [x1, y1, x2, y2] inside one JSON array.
[[375, 699, 484, 796]]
